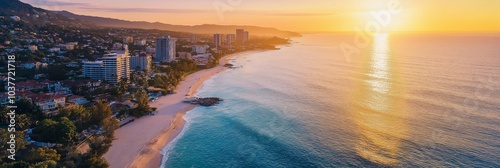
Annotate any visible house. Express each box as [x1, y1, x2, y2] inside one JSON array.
[[11, 91, 67, 112], [47, 82, 72, 95], [61, 79, 102, 93], [67, 95, 89, 105], [41, 57, 54, 63], [16, 80, 46, 92], [178, 52, 192, 59], [192, 54, 214, 66], [10, 16, 20, 21], [28, 93, 66, 112], [66, 62, 79, 68], [48, 47, 61, 52], [55, 44, 75, 51], [19, 62, 48, 70], [19, 62, 37, 69], [192, 45, 210, 54], [0, 93, 11, 105], [28, 45, 38, 52], [34, 74, 46, 80]]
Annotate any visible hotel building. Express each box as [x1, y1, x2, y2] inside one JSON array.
[[226, 34, 236, 44], [83, 52, 130, 84], [130, 53, 151, 72], [155, 35, 176, 63], [213, 34, 224, 48]]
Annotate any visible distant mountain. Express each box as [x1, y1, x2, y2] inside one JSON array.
[[0, 0, 301, 37], [55, 11, 301, 37], [0, 0, 88, 26], [0, 0, 40, 12]]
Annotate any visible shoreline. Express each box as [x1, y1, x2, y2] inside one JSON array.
[[104, 50, 265, 168], [127, 105, 194, 168]]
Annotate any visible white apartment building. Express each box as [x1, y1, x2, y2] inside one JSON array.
[[83, 53, 130, 84], [243, 31, 249, 42], [99, 53, 130, 84], [83, 61, 104, 80], [236, 29, 244, 42], [226, 34, 236, 44], [213, 34, 223, 48], [130, 54, 151, 72]]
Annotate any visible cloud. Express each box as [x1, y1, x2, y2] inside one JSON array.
[[79, 7, 211, 14], [21, 0, 344, 17], [22, 0, 90, 7], [256, 12, 341, 17], [223, 10, 346, 17], [22, 0, 210, 14]]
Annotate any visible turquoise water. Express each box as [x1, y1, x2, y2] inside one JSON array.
[[163, 34, 500, 167]]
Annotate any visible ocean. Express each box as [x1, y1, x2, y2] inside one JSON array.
[[162, 33, 500, 167]]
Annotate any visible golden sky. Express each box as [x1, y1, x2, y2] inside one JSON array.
[[22, 0, 500, 32]]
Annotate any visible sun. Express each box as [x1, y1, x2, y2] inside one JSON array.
[[353, 0, 411, 32]]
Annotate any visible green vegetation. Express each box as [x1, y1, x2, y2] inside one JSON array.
[[24, 147, 60, 164], [172, 59, 198, 72], [130, 71, 149, 89], [46, 64, 69, 81], [57, 106, 91, 131], [0, 129, 28, 160], [149, 69, 183, 93], [0, 100, 116, 168], [32, 118, 76, 146], [130, 90, 151, 117], [15, 98, 44, 121]]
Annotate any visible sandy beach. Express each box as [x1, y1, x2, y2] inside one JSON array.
[[104, 51, 262, 168]]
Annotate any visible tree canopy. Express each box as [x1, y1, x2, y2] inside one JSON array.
[[33, 118, 76, 146]]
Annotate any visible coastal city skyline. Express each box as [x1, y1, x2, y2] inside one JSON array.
[[20, 0, 500, 32]]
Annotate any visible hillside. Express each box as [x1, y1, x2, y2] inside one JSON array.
[[55, 11, 301, 37], [0, 0, 88, 26], [0, 0, 301, 37]]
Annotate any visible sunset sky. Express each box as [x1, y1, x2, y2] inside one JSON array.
[[21, 0, 500, 32]]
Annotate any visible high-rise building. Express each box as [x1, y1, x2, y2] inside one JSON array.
[[83, 61, 104, 80], [226, 34, 236, 44], [189, 34, 198, 43], [155, 35, 176, 63], [130, 53, 151, 72], [243, 31, 249, 42], [99, 53, 130, 84], [213, 34, 223, 48], [83, 53, 130, 84], [236, 29, 245, 42]]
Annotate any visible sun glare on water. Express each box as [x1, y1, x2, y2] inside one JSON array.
[[350, 33, 408, 166]]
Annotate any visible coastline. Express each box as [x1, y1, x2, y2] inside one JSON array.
[[104, 50, 265, 168], [127, 105, 194, 168]]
